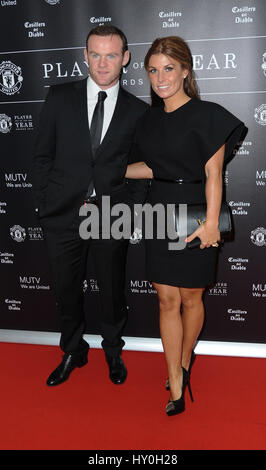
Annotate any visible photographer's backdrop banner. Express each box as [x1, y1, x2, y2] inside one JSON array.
[[0, 0, 265, 353]]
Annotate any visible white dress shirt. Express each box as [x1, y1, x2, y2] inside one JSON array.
[[87, 76, 119, 143], [86, 76, 119, 196]]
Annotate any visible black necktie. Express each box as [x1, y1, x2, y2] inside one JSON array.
[[90, 90, 107, 158], [85, 91, 107, 202]]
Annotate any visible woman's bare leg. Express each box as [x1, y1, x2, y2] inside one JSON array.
[[153, 282, 183, 401], [180, 287, 205, 371]]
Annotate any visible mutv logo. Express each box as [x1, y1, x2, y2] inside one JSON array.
[[252, 284, 266, 298]]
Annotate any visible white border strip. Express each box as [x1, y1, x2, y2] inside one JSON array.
[[196, 76, 237, 80], [0, 100, 45, 104], [1, 35, 266, 55], [1, 89, 266, 105], [0, 329, 265, 358]]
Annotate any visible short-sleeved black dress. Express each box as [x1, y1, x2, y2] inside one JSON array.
[[134, 98, 245, 288]]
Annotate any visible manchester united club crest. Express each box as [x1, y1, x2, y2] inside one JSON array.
[[254, 104, 266, 126], [129, 227, 142, 244], [0, 114, 12, 133], [262, 52, 266, 77], [0, 61, 23, 95], [10, 225, 26, 242], [251, 227, 266, 247], [44, 0, 60, 4]]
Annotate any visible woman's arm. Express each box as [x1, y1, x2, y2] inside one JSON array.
[[185, 144, 225, 249], [126, 162, 153, 179], [204, 144, 224, 226]]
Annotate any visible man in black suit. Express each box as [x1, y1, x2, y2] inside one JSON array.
[[33, 25, 148, 386]]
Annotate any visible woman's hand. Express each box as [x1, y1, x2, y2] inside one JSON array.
[[186, 143, 225, 249], [126, 162, 153, 179], [185, 221, 221, 249]]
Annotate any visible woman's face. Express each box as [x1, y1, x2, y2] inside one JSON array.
[[147, 53, 188, 101]]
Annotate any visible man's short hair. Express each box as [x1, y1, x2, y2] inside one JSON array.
[[86, 25, 128, 54]]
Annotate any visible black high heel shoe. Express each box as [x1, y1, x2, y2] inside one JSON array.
[[166, 367, 192, 416], [165, 350, 195, 401]]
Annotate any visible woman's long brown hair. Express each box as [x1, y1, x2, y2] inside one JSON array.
[[144, 36, 200, 104]]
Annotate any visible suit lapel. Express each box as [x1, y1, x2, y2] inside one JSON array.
[[73, 78, 92, 155]]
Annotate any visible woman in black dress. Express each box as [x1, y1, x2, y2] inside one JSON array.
[[126, 36, 245, 416]]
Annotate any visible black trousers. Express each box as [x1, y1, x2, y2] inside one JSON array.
[[43, 215, 129, 357]]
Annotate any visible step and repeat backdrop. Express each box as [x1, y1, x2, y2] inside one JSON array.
[[0, 0, 265, 347]]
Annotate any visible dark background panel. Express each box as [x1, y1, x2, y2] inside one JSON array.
[[0, 0, 265, 345]]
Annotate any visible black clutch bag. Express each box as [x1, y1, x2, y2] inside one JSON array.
[[174, 201, 233, 249]]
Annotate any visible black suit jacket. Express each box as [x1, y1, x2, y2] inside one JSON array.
[[33, 78, 149, 231]]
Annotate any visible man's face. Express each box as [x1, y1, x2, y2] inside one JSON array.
[[84, 34, 130, 90]]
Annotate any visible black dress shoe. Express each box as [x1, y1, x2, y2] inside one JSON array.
[[165, 351, 196, 393], [106, 355, 127, 385], [47, 345, 89, 386], [166, 367, 194, 416]]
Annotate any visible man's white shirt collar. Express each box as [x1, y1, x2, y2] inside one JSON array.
[[87, 76, 119, 101]]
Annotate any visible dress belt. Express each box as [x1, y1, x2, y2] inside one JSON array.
[[153, 177, 203, 184]]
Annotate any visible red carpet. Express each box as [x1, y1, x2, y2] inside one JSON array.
[[0, 342, 265, 450]]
